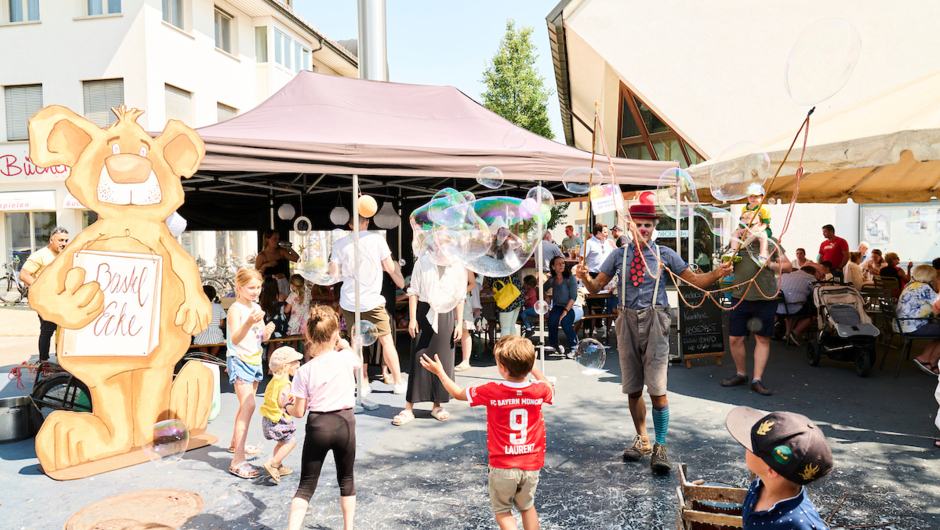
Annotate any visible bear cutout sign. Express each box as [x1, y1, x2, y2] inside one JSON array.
[[27, 105, 216, 480]]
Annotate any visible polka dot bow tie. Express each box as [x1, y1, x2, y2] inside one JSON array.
[[630, 252, 645, 286]]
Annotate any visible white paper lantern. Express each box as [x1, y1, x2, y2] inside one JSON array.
[[277, 203, 296, 220], [373, 201, 400, 229], [330, 207, 350, 225]]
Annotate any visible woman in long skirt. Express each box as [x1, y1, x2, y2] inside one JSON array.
[[393, 250, 466, 425]]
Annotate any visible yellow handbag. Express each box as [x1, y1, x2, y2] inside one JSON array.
[[493, 279, 521, 310]]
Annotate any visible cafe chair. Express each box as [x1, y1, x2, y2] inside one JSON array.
[[878, 297, 940, 378]]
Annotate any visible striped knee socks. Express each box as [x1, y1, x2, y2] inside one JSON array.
[[652, 404, 669, 446]]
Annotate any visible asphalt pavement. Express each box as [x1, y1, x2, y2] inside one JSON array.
[[0, 305, 938, 529]]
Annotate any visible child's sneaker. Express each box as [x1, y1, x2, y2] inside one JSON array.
[[277, 464, 293, 476], [263, 459, 281, 483], [721, 254, 743, 263]]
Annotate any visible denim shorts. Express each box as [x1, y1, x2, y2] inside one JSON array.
[[728, 298, 777, 337], [227, 354, 262, 385]]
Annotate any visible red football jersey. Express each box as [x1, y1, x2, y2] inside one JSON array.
[[467, 381, 554, 470]]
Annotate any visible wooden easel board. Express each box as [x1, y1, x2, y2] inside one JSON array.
[[678, 286, 725, 368]]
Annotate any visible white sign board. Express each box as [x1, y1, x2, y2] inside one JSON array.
[[589, 184, 625, 215], [61, 250, 163, 357], [0, 190, 55, 211]]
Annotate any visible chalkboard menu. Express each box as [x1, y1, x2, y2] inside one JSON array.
[[678, 285, 725, 358]]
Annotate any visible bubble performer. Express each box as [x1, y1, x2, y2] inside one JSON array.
[[577, 204, 732, 475]]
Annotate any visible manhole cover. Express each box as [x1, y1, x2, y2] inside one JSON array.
[[65, 489, 204, 530]]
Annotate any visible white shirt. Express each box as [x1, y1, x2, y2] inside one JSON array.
[[407, 254, 467, 332], [291, 348, 361, 412], [583, 236, 612, 272], [330, 231, 391, 312]]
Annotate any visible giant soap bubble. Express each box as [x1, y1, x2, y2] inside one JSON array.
[[786, 18, 861, 106], [299, 229, 378, 286], [709, 142, 771, 202], [141, 420, 189, 466], [654, 168, 741, 245], [574, 338, 607, 375]]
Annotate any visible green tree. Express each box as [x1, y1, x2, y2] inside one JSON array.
[[482, 20, 555, 140]]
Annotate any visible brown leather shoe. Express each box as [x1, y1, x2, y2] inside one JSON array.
[[721, 374, 748, 387], [651, 444, 671, 474], [750, 380, 772, 396], [623, 434, 652, 462]]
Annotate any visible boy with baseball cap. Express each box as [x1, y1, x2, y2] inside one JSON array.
[[726, 407, 833, 529]]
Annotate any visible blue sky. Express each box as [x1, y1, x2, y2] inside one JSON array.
[[296, 0, 564, 142]]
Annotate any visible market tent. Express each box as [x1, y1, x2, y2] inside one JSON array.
[[688, 70, 940, 204], [178, 71, 674, 230]]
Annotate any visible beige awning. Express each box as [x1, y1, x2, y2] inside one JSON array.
[[688, 70, 940, 203]]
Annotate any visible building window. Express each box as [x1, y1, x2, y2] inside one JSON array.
[[617, 83, 702, 168], [217, 103, 237, 123], [255, 26, 268, 62], [5, 211, 56, 266], [7, 0, 39, 22], [162, 0, 182, 29], [83, 79, 124, 128], [302, 47, 310, 71], [274, 30, 292, 70], [4, 84, 42, 142], [293, 41, 302, 72], [87, 0, 121, 16], [214, 7, 232, 53], [165, 84, 192, 126]]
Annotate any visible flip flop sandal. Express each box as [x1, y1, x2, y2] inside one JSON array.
[[383, 374, 394, 385], [914, 359, 936, 376], [229, 444, 261, 455], [431, 407, 450, 421], [229, 461, 259, 479], [392, 410, 415, 425]]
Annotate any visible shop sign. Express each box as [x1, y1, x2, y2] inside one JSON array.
[[657, 230, 689, 238], [64, 192, 86, 209], [0, 145, 70, 181], [0, 190, 56, 211]]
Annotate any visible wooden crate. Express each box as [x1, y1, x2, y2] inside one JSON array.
[[676, 464, 747, 530]]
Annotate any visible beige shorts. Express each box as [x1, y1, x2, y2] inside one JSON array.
[[342, 304, 392, 337], [488, 465, 540, 514], [615, 306, 671, 396]]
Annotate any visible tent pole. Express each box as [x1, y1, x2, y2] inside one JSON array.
[[353, 176, 362, 412], [269, 191, 275, 230], [675, 184, 681, 256], [537, 182, 545, 376]]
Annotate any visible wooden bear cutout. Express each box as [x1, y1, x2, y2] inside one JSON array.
[[28, 105, 217, 480]]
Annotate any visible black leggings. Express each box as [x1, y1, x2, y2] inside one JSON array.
[[294, 408, 356, 500]]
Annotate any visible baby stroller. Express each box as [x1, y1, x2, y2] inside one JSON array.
[[807, 284, 880, 377]]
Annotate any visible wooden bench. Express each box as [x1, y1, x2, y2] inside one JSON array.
[[188, 334, 306, 353]]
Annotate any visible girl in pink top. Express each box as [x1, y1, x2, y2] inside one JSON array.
[[286, 306, 360, 530]]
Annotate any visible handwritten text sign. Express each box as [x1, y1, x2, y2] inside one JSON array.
[[62, 250, 162, 356], [678, 286, 725, 355]]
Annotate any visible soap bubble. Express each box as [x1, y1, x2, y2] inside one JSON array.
[[742, 233, 781, 270], [534, 300, 549, 315], [562, 168, 602, 195], [522, 186, 554, 224], [709, 142, 771, 202], [354, 320, 379, 348], [746, 317, 764, 333], [655, 168, 698, 219], [210, 490, 254, 520], [786, 18, 861, 106], [398, 258, 406, 267], [141, 419, 189, 466], [574, 338, 607, 374], [503, 126, 527, 149], [334, 234, 380, 286], [477, 167, 504, 190]]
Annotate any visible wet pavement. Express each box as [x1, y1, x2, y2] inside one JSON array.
[[1, 305, 938, 529]]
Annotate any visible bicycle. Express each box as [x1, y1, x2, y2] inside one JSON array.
[[0, 257, 28, 304]]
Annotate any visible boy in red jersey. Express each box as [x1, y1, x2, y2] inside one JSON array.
[[421, 335, 554, 530]]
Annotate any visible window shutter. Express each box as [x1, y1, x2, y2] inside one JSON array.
[[217, 103, 237, 123], [83, 79, 125, 128], [4, 85, 43, 142], [165, 84, 192, 125]]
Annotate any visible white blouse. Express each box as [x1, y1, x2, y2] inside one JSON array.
[[407, 253, 467, 332]]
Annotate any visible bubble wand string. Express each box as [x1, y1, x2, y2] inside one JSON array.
[[580, 103, 599, 275]]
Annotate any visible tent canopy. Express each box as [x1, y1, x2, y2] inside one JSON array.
[[689, 70, 940, 204]]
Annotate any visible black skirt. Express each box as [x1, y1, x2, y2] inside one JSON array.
[[406, 301, 456, 404]]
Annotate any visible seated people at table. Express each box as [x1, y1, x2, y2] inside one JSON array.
[[862, 249, 887, 280], [896, 265, 940, 375], [561, 225, 583, 255], [880, 252, 911, 294], [583, 223, 613, 335], [814, 261, 833, 282], [776, 266, 819, 347], [544, 256, 583, 355], [793, 247, 815, 269], [536, 230, 564, 272], [843, 252, 870, 291]]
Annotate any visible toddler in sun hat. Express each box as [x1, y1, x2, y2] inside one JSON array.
[[726, 407, 834, 530]]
